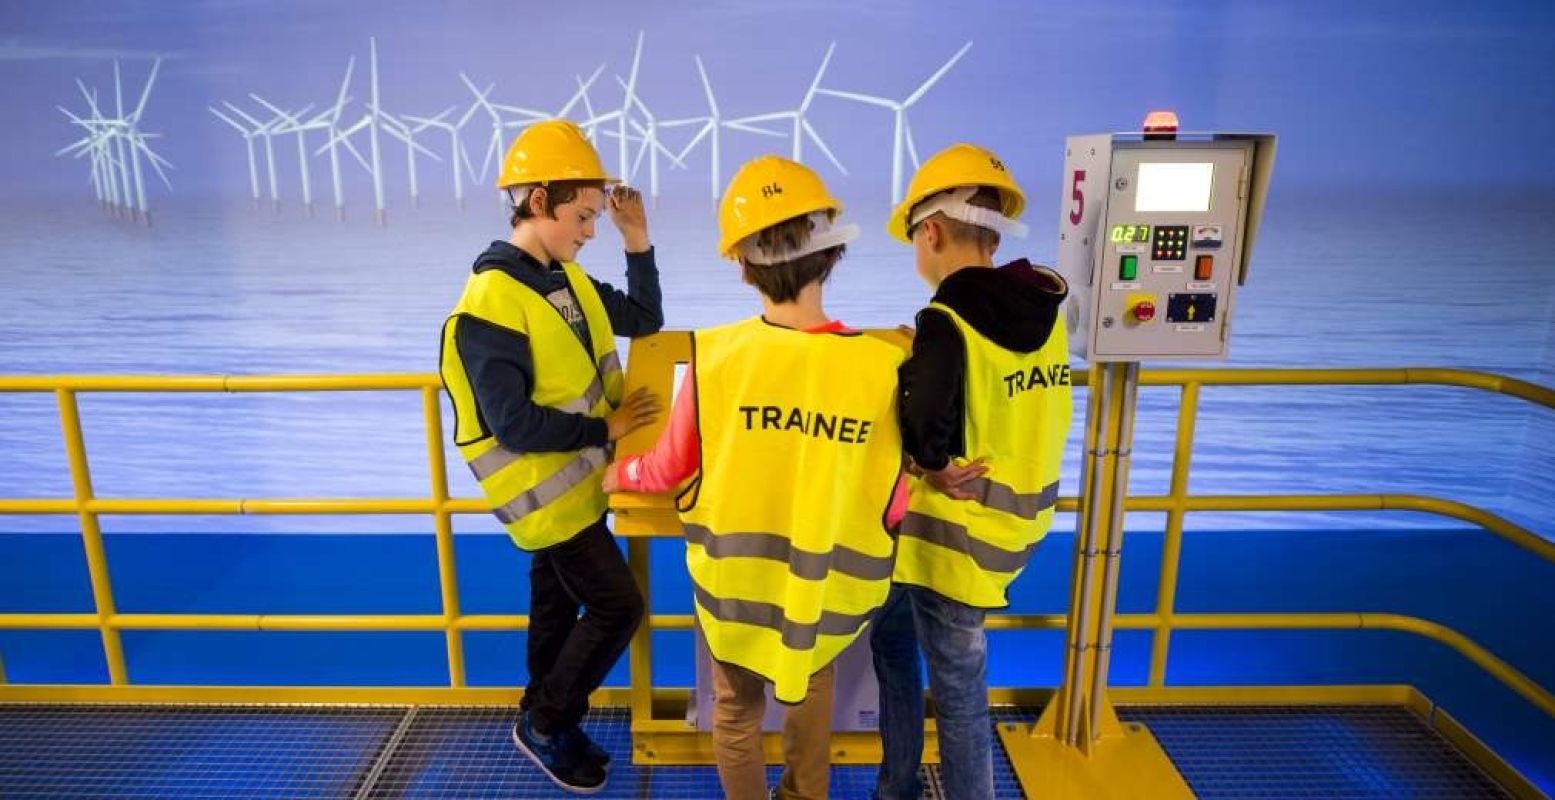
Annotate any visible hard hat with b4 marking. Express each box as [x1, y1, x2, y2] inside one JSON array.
[[718, 155, 853, 262]]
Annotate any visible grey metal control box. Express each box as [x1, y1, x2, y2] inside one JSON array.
[[1058, 130, 1276, 362]]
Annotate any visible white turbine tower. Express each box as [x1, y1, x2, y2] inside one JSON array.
[[817, 41, 973, 204], [659, 55, 786, 201], [727, 43, 847, 177]]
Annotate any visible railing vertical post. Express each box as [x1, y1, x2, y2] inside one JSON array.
[[1150, 382, 1200, 686], [55, 389, 128, 685], [422, 387, 467, 687], [627, 537, 654, 730]]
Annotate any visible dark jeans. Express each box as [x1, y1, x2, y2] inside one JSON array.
[[872, 584, 992, 800], [519, 516, 644, 736]]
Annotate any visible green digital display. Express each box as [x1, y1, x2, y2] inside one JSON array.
[[1110, 224, 1151, 244]]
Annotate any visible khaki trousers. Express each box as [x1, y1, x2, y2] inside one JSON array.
[[710, 659, 835, 800]]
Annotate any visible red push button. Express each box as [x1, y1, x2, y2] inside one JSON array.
[[1195, 254, 1214, 281], [1132, 301, 1156, 323]]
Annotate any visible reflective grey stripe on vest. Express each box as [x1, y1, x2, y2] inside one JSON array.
[[683, 523, 894, 582], [466, 384, 609, 482], [960, 478, 1060, 520], [691, 582, 872, 652], [598, 350, 622, 378], [898, 511, 1039, 574], [488, 446, 607, 525]]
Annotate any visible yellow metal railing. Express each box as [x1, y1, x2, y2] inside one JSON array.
[[1, 351, 1553, 742]]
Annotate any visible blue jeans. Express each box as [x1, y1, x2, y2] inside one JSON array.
[[872, 584, 992, 800]]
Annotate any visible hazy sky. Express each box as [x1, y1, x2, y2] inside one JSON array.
[[3, 0, 1553, 204]]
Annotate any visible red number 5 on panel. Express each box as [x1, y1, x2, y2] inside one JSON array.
[[1069, 169, 1086, 226]]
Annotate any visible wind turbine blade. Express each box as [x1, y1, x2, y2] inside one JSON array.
[[559, 63, 606, 118], [653, 139, 686, 170], [802, 119, 847, 176], [727, 111, 792, 125], [800, 42, 836, 112], [903, 41, 972, 107], [815, 88, 899, 109], [459, 72, 498, 116], [724, 120, 788, 138], [131, 58, 161, 121], [76, 80, 103, 117], [137, 140, 174, 189], [657, 117, 707, 128], [694, 55, 720, 118], [675, 122, 713, 161], [333, 56, 356, 118], [630, 132, 649, 181], [114, 61, 124, 117], [249, 94, 298, 124], [456, 99, 482, 129], [340, 136, 372, 172], [209, 106, 249, 133], [624, 30, 644, 98], [575, 75, 599, 122], [904, 117, 920, 169], [223, 101, 265, 129]]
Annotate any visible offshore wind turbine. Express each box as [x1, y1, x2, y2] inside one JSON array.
[[404, 103, 481, 210], [57, 59, 172, 224], [249, 94, 321, 214], [727, 42, 847, 177], [209, 106, 264, 204], [817, 41, 973, 203], [220, 102, 282, 209], [614, 76, 687, 205], [659, 55, 786, 201]]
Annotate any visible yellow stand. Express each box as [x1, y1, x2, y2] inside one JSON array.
[[998, 362, 1194, 799]]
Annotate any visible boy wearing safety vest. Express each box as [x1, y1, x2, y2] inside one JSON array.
[[603, 156, 909, 800], [439, 119, 663, 794], [872, 144, 1074, 800]]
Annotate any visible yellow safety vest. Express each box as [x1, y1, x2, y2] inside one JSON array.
[[896, 302, 1072, 608], [678, 317, 904, 704], [439, 262, 624, 551]]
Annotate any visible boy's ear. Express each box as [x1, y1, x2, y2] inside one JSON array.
[[921, 217, 944, 253], [527, 186, 549, 218]]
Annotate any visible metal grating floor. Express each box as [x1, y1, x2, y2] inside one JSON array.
[[1121, 705, 1515, 800], [0, 703, 1519, 798]]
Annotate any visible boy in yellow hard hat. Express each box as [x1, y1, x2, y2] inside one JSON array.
[[602, 155, 911, 800], [872, 144, 1074, 799], [438, 119, 663, 794]]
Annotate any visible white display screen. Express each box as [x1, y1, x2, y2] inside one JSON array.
[[1135, 162, 1214, 212]]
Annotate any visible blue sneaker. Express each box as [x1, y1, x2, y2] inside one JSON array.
[[511, 712, 606, 794]]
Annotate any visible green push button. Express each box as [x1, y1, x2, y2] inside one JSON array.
[[1120, 255, 1138, 280]]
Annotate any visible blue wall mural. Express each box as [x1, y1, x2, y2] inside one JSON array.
[[1, 0, 1551, 534]]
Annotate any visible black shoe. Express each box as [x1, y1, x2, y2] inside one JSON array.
[[511, 712, 607, 795], [562, 725, 612, 770]]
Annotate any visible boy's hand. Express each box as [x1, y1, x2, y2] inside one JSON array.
[[606, 387, 661, 442], [922, 458, 989, 501], [602, 462, 622, 493], [608, 185, 651, 253]]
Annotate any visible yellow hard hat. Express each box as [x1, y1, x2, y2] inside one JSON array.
[[496, 119, 618, 190], [886, 143, 1025, 243], [718, 155, 844, 260]]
